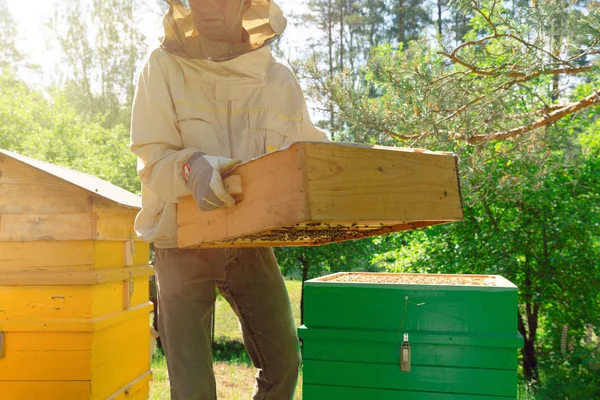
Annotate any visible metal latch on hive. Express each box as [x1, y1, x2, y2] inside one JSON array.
[[0, 331, 4, 359], [401, 333, 411, 372]]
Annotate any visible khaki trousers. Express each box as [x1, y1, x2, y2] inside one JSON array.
[[155, 247, 300, 400]]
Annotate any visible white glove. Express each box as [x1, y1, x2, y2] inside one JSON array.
[[185, 152, 241, 211]]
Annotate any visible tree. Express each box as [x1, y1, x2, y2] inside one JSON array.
[[390, 0, 431, 45], [0, 70, 139, 193], [49, 0, 148, 128], [320, 0, 600, 389], [0, 0, 25, 69], [328, 0, 600, 144]]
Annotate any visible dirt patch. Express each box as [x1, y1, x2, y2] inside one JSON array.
[[324, 273, 497, 286]]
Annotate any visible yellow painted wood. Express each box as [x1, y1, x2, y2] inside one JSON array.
[[5, 312, 149, 353], [0, 276, 151, 318], [0, 348, 91, 380], [0, 381, 91, 400], [0, 310, 151, 382], [0, 157, 93, 215], [93, 241, 150, 270], [104, 371, 152, 400], [129, 276, 150, 309], [6, 331, 90, 351], [0, 241, 95, 271], [91, 343, 150, 398], [0, 302, 152, 332], [0, 266, 154, 286], [0, 285, 92, 318], [91, 313, 151, 367]]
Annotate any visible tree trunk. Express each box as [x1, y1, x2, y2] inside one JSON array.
[[397, 0, 405, 44], [518, 308, 539, 382], [518, 262, 540, 382], [437, 0, 443, 36], [327, 0, 335, 137], [339, 0, 344, 72]]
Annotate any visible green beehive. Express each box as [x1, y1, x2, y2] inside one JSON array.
[[299, 272, 524, 400]]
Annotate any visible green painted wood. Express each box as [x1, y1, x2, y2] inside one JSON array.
[[300, 274, 522, 399], [298, 326, 524, 348], [303, 385, 516, 400], [301, 338, 518, 370], [303, 360, 518, 397], [303, 282, 518, 334]]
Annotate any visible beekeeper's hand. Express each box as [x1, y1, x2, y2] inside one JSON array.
[[184, 152, 241, 211]]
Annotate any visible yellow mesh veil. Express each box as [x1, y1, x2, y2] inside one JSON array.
[[162, 0, 287, 60]]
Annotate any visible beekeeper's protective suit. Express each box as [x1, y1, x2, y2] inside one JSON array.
[[129, 0, 328, 398]]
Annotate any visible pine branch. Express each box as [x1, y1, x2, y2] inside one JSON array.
[[457, 91, 600, 143]]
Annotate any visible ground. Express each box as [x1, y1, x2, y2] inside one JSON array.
[[149, 279, 303, 399]]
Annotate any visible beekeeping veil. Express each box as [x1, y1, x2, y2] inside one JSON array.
[[161, 0, 287, 60]]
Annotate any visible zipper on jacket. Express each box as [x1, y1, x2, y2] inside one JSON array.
[[227, 100, 234, 158]]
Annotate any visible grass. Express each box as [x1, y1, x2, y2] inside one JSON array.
[[150, 279, 303, 399]]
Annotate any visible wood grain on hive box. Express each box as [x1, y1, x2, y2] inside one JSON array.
[[177, 141, 463, 248]]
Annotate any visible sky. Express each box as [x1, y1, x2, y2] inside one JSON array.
[[6, 0, 316, 87]]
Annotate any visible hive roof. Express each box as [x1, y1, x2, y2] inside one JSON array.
[[0, 148, 141, 209]]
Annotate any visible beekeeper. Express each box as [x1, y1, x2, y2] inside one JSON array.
[[129, 0, 328, 398]]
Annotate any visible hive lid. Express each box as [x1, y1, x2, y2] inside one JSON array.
[[0, 148, 140, 209], [308, 272, 516, 288]]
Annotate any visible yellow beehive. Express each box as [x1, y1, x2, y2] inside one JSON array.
[[0, 149, 153, 400]]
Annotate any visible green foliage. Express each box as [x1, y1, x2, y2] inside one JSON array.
[[275, 238, 382, 280], [0, 0, 23, 69], [0, 70, 139, 193], [537, 329, 600, 399]]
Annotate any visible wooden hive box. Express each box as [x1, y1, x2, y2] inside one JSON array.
[[0, 149, 153, 400], [299, 272, 524, 399], [178, 141, 463, 248]]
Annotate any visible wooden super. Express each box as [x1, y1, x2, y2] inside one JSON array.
[[177, 141, 464, 248]]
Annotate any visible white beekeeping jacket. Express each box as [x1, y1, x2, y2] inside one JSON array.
[[130, 0, 329, 247]]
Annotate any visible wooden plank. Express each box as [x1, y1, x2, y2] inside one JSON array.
[[91, 313, 150, 367], [93, 196, 140, 215], [178, 144, 308, 247], [303, 360, 517, 397], [91, 344, 150, 398], [0, 302, 153, 332], [0, 157, 93, 214], [123, 280, 132, 309], [0, 285, 93, 319], [95, 213, 138, 241], [0, 266, 154, 286], [4, 331, 91, 351], [103, 371, 152, 400], [0, 381, 91, 399], [0, 213, 96, 241], [0, 276, 151, 318], [123, 241, 133, 266], [0, 349, 91, 380], [94, 241, 150, 270], [0, 241, 94, 271], [177, 142, 463, 248], [303, 385, 514, 400], [305, 143, 463, 221]]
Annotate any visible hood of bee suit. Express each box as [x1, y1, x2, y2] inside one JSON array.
[[161, 0, 287, 61]]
